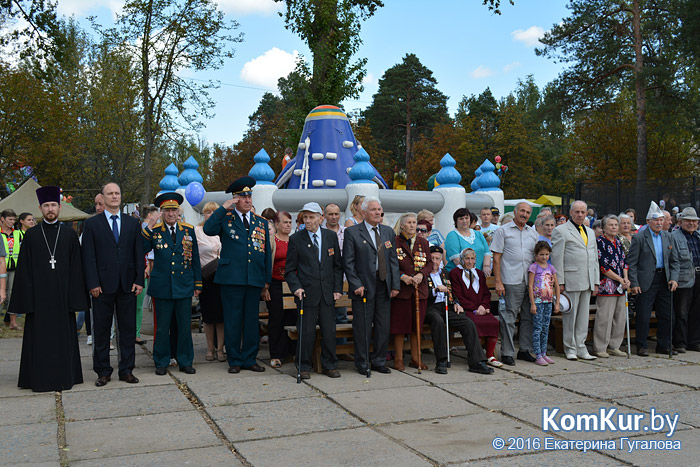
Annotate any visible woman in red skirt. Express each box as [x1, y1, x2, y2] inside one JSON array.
[[449, 248, 503, 368], [390, 213, 432, 370]]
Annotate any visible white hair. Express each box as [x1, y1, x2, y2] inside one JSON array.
[[570, 200, 587, 213], [361, 196, 381, 211]]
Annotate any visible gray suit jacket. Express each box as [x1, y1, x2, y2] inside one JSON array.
[[627, 228, 679, 292], [671, 229, 696, 289], [551, 221, 600, 292], [284, 228, 343, 307], [343, 222, 400, 298]]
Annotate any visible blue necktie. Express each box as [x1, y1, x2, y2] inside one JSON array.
[[313, 233, 320, 262], [111, 214, 119, 242]]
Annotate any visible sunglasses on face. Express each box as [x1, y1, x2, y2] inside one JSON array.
[[416, 228, 428, 233]]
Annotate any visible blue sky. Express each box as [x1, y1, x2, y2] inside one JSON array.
[[54, 0, 571, 148]]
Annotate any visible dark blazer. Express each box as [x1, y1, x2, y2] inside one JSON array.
[[449, 267, 491, 312], [284, 228, 343, 307], [395, 234, 431, 300], [427, 269, 453, 308], [627, 227, 679, 292], [343, 222, 400, 298], [203, 207, 271, 288], [82, 212, 144, 294], [142, 221, 203, 299]]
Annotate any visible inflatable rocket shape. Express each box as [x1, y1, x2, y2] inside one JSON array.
[[275, 105, 388, 189]]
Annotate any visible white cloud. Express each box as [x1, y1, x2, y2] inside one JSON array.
[[240, 47, 299, 88], [470, 65, 494, 79], [511, 26, 545, 47], [503, 61, 521, 73], [217, 0, 282, 15], [56, 0, 122, 17], [362, 72, 377, 86]]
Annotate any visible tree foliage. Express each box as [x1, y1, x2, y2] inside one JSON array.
[[274, 0, 382, 107]]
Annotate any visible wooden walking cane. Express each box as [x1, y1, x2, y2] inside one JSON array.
[[415, 283, 422, 374]]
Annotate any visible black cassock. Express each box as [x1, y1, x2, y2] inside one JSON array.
[[10, 221, 89, 392]]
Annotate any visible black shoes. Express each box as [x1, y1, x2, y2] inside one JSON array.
[[95, 375, 111, 387], [637, 347, 649, 357], [501, 356, 515, 366], [517, 351, 536, 362], [322, 369, 341, 378], [656, 348, 678, 355], [371, 365, 391, 374], [245, 363, 266, 372], [469, 361, 494, 375], [299, 371, 310, 380], [119, 373, 139, 384], [687, 344, 700, 352], [435, 361, 448, 375], [180, 366, 196, 374], [228, 366, 241, 374], [155, 367, 167, 376]]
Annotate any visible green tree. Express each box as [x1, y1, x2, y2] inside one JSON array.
[[363, 53, 449, 184], [537, 0, 684, 206], [274, 0, 383, 106], [97, 0, 243, 205]]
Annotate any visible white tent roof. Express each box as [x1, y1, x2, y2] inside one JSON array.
[[0, 179, 89, 221]]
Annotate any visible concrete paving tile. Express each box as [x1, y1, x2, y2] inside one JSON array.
[[0, 422, 58, 465], [300, 364, 430, 395], [404, 362, 520, 385], [0, 338, 21, 361], [440, 378, 591, 410], [62, 385, 193, 421], [209, 396, 362, 442], [175, 360, 266, 382], [330, 386, 482, 424], [673, 349, 700, 364], [585, 354, 688, 370], [377, 412, 544, 464], [605, 428, 700, 466], [71, 445, 241, 467], [614, 390, 700, 428], [234, 426, 430, 466], [505, 357, 603, 377], [188, 374, 317, 407], [65, 411, 219, 461], [463, 449, 624, 466], [502, 400, 692, 441], [626, 363, 700, 389], [538, 371, 687, 400], [69, 366, 174, 393], [0, 393, 56, 426]]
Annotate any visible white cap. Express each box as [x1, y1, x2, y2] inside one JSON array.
[[300, 202, 323, 215], [646, 201, 664, 220]]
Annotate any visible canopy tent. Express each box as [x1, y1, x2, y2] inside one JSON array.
[[0, 179, 89, 221], [504, 199, 542, 208], [535, 194, 563, 206]]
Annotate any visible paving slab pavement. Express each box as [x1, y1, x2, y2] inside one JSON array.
[[1, 335, 699, 466]]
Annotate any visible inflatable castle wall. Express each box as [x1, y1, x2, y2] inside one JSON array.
[[165, 106, 504, 236]]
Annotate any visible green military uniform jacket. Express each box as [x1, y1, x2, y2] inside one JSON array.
[[142, 221, 202, 299], [203, 207, 271, 288]]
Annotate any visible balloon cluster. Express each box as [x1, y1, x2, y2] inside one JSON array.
[[494, 156, 509, 178]]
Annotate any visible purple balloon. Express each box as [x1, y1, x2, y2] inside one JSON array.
[[185, 181, 205, 206]]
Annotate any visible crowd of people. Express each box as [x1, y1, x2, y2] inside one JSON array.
[[3, 177, 699, 393]]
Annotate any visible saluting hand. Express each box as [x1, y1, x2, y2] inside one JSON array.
[[223, 196, 239, 210]]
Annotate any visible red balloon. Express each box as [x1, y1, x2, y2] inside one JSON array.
[[495, 156, 502, 163]]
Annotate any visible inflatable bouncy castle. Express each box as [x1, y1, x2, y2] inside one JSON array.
[[275, 105, 388, 189]]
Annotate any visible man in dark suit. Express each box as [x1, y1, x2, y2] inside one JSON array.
[[285, 202, 343, 379], [203, 176, 271, 374], [142, 192, 202, 375], [82, 183, 144, 386], [343, 197, 400, 375], [627, 201, 679, 356]]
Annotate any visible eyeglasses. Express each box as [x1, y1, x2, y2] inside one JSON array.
[[416, 228, 428, 233]]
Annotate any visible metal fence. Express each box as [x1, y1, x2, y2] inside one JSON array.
[[575, 177, 700, 217]]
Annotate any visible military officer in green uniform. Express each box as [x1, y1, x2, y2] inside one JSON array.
[[143, 192, 202, 375], [203, 176, 271, 373]]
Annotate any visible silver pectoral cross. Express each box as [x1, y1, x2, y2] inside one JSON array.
[[49, 256, 56, 269]]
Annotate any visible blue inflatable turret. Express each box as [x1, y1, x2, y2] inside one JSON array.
[[275, 105, 388, 189]]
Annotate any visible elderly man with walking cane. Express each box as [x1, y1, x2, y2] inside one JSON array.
[[627, 202, 680, 356]]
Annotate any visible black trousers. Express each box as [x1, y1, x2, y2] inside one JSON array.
[[297, 297, 337, 372], [92, 290, 136, 377], [673, 271, 700, 348], [352, 279, 390, 370], [267, 279, 295, 359], [635, 271, 673, 351], [424, 301, 485, 366]]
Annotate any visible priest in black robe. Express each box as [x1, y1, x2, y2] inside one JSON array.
[[10, 186, 89, 392]]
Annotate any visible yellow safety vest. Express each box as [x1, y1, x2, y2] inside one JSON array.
[[1, 230, 22, 270]]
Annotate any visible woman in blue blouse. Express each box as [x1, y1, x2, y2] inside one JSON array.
[[444, 208, 492, 275]]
